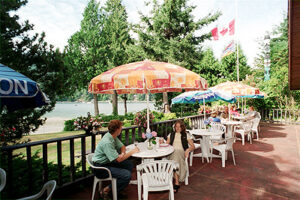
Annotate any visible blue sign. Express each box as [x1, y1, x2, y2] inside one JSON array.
[[0, 63, 49, 111]]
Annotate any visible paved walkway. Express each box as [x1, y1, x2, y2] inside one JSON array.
[[57, 124, 300, 200]]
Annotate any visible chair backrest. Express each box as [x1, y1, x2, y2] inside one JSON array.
[[43, 180, 56, 200], [242, 121, 252, 133], [0, 168, 6, 192], [257, 112, 261, 119], [225, 138, 235, 150], [211, 123, 226, 133], [86, 153, 95, 168], [18, 180, 56, 200], [86, 153, 113, 179], [251, 118, 260, 130], [137, 160, 176, 187]]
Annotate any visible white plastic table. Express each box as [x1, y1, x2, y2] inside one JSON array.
[[189, 129, 223, 162], [126, 142, 174, 163], [126, 142, 174, 200], [232, 116, 247, 121], [221, 120, 243, 137]]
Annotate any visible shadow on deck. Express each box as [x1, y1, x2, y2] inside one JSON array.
[[55, 124, 300, 200]]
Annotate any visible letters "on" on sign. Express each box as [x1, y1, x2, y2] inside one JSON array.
[[0, 78, 29, 95]]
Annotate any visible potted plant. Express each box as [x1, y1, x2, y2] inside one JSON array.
[[142, 131, 157, 150]]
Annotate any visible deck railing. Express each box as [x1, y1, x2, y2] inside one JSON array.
[[0, 114, 206, 198], [260, 109, 300, 124]]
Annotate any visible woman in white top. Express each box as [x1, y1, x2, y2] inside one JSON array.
[[164, 120, 195, 193]]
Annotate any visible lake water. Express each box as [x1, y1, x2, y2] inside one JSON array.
[[45, 102, 156, 118], [34, 102, 156, 135]]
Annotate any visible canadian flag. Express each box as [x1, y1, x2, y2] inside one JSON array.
[[211, 19, 235, 41]]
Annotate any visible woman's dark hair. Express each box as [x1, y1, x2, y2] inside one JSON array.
[[174, 120, 186, 134], [108, 120, 123, 134]]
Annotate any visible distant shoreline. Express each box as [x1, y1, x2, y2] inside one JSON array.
[[57, 101, 156, 103], [33, 101, 157, 135]]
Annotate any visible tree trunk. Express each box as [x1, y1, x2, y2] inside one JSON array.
[[93, 94, 99, 116], [123, 94, 127, 115], [112, 90, 118, 115], [163, 92, 170, 113]]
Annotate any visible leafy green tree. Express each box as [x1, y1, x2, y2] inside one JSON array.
[[0, 0, 69, 145], [64, 0, 132, 115], [133, 0, 220, 111]]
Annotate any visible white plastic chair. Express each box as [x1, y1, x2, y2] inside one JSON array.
[[210, 123, 226, 141], [86, 153, 117, 200], [17, 180, 56, 200], [234, 121, 253, 145], [188, 133, 203, 166], [137, 160, 177, 200], [0, 168, 6, 192], [257, 112, 261, 132], [210, 137, 236, 168], [251, 118, 260, 140], [185, 156, 190, 185]]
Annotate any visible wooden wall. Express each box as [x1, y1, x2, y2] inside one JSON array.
[[289, 0, 300, 90]]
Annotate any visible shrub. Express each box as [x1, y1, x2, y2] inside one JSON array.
[[184, 118, 192, 129], [134, 109, 155, 128], [1, 151, 83, 199], [123, 119, 133, 127], [161, 113, 177, 121], [64, 119, 76, 131], [73, 113, 101, 134], [152, 111, 164, 122]]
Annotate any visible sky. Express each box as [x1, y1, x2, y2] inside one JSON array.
[[16, 0, 288, 67]]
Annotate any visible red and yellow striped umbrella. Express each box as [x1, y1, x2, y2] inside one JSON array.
[[89, 60, 207, 94], [211, 81, 261, 97]]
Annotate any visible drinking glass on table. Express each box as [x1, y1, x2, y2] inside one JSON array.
[[159, 137, 164, 144], [134, 140, 139, 147]]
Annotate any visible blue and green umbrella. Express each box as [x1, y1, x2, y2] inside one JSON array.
[[171, 89, 236, 105], [0, 63, 49, 111]]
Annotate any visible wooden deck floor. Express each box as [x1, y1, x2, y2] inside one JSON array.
[[56, 124, 300, 200]]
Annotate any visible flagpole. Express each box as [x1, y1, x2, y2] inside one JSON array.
[[235, 0, 239, 83], [235, 0, 240, 109]]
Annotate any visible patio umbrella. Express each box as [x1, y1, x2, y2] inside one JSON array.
[[171, 89, 236, 104], [171, 89, 236, 119], [210, 81, 262, 97], [89, 60, 207, 132], [210, 81, 265, 113], [0, 63, 50, 111]]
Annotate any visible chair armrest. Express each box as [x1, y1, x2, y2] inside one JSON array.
[[91, 166, 113, 179], [17, 194, 41, 200]]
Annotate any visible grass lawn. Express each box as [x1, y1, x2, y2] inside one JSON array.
[[15, 131, 102, 167], [14, 128, 140, 168]]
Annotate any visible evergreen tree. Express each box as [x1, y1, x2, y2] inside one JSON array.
[[0, 0, 69, 144], [103, 0, 133, 115], [250, 18, 300, 109], [64, 0, 107, 115], [195, 48, 221, 87], [134, 0, 220, 110], [219, 45, 251, 82]]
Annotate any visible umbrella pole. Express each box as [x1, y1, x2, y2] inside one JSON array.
[[203, 98, 206, 120], [229, 104, 231, 120], [241, 98, 243, 114], [245, 98, 247, 113], [146, 92, 150, 133]]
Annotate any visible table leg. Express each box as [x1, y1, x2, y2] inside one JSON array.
[[137, 170, 142, 200], [200, 136, 210, 163]]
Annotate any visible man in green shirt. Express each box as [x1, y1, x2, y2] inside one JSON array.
[[92, 120, 139, 197]]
